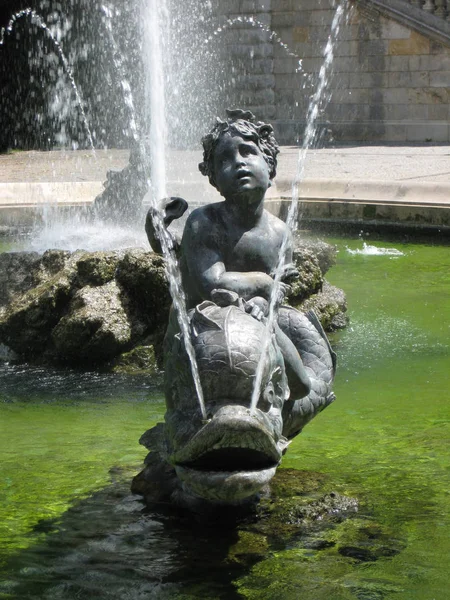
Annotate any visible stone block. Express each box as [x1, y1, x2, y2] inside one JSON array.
[[381, 20, 410, 40], [308, 25, 334, 43], [331, 56, 359, 72], [381, 124, 407, 142], [231, 43, 273, 59], [247, 104, 276, 119], [235, 73, 275, 90], [252, 58, 274, 74], [323, 23, 358, 42], [387, 56, 411, 72], [309, 10, 334, 27], [213, 0, 240, 13], [271, 0, 294, 12], [389, 31, 430, 56], [382, 88, 410, 104], [293, 26, 309, 43], [419, 54, 450, 71], [271, 12, 295, 27], [335, 41, 359, 57], [429, 71, 450, 88], [288, 41, 321, 59], [273, 57, 300, 73], [387, 70, 411, 88], [298, 57, 325, 73], [358, 39, 388, 56], [338, 88, 370, 104], [349, 71, 385, 88], [366, 55, 386, 72], [409, 87, 449, 104], [407, 104, 429, 120], [326, 103, 371, 121], [226, 27, 272, 45], [428, 104, 449, 120], [275, 73, 299, 89], [332, 71, 351, 88], [406, 123, 449, 143], [410, 71, 430, 87], [383, 104, 410, 120], [240, 88, 275, 104]]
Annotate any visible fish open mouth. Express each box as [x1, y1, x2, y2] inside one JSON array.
[[180, 447, 278, 472], [170, 405, 284, 502]]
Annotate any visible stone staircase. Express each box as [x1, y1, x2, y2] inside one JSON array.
[[361, 0, 450, 46]]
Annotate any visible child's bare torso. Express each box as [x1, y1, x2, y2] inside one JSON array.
[[196, 203, 285, 273]]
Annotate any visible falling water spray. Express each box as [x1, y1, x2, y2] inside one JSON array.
[[1, 9, 95, 151], [250, 1, 348, 414], [142, 0, 207, 420]]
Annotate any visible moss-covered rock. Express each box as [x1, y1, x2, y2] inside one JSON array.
[[111, 344, 160, 375], [52, 280, 136, 363], [0, 240, 347, 365], [294, 238, 337, 275], [299, 280, 349, 331], [116, 249, 171, 329], [0, 251, 40, 307], [0, 269, 75, 356], [288, 247, 323, 303], [75, 251, 119, 287]]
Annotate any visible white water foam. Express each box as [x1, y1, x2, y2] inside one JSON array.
[[346, 243, 405, 257]]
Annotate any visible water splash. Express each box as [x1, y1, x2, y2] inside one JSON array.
[[346, 243, 405, 257], [211, 16, 304, 70], [100, 4, 140, 146], [250, 1, 348, 413], [142, 0, 206, 421], [1, 9, 95, 151]]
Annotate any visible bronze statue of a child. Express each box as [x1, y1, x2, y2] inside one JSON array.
[[146, 109, 313, 399], [179, 109, 311, 398]]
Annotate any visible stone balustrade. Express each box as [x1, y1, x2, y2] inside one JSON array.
[[410, 0, 450, 20]]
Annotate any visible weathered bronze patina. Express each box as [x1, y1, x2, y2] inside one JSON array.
[[134, 110, 336, 507]]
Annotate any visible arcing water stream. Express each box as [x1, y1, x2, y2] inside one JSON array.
[[142, 0, 207, 420], [1, 9, 95, 151], [250, 0, 349, 413]]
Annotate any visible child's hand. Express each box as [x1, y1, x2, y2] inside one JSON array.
[[270, 263, 299, 283], [277, 282, 292, 304], [281, 263, 300, 283], [244, 296, 268, 321]]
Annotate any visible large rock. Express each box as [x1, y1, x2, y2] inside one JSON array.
[[299, 281, 349, 331], [0, 240, 347, 366], [294, 238, 337, 275], [52, 280, 137, 363], [0, 251, 40, 307], [0, 262, 77, 356], [75, 251, 120, 287], [289, 246, 324, 303], [116, 249, 171, 329]]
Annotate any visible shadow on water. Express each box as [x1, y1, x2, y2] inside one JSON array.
[[0, 465, 409, 600], [0, 236, 448, 599], [0, 476, 255, 600]]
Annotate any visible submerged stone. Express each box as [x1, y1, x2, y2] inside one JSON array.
[[111, 345, 160, 375]]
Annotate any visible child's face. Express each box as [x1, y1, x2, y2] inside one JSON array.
[[213, 132, 270, 201]]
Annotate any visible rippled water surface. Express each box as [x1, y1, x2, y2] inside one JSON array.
[[0, 236, 449, 599]]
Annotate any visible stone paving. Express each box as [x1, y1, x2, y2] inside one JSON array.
[[0, 145, 449, 216], [1, 145, 449, 185]]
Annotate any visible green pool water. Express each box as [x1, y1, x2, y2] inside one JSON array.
[[0, 236, 448, 599]]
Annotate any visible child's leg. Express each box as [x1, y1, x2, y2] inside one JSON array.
[[274, 322, 311, 398]]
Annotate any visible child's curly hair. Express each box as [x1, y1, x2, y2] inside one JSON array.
[[199, 109, 280, 190]]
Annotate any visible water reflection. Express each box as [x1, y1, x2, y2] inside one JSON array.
[[0, 363, 162, 404]]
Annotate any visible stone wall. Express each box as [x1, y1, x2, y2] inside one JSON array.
[[219, 0, 450, 143]]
